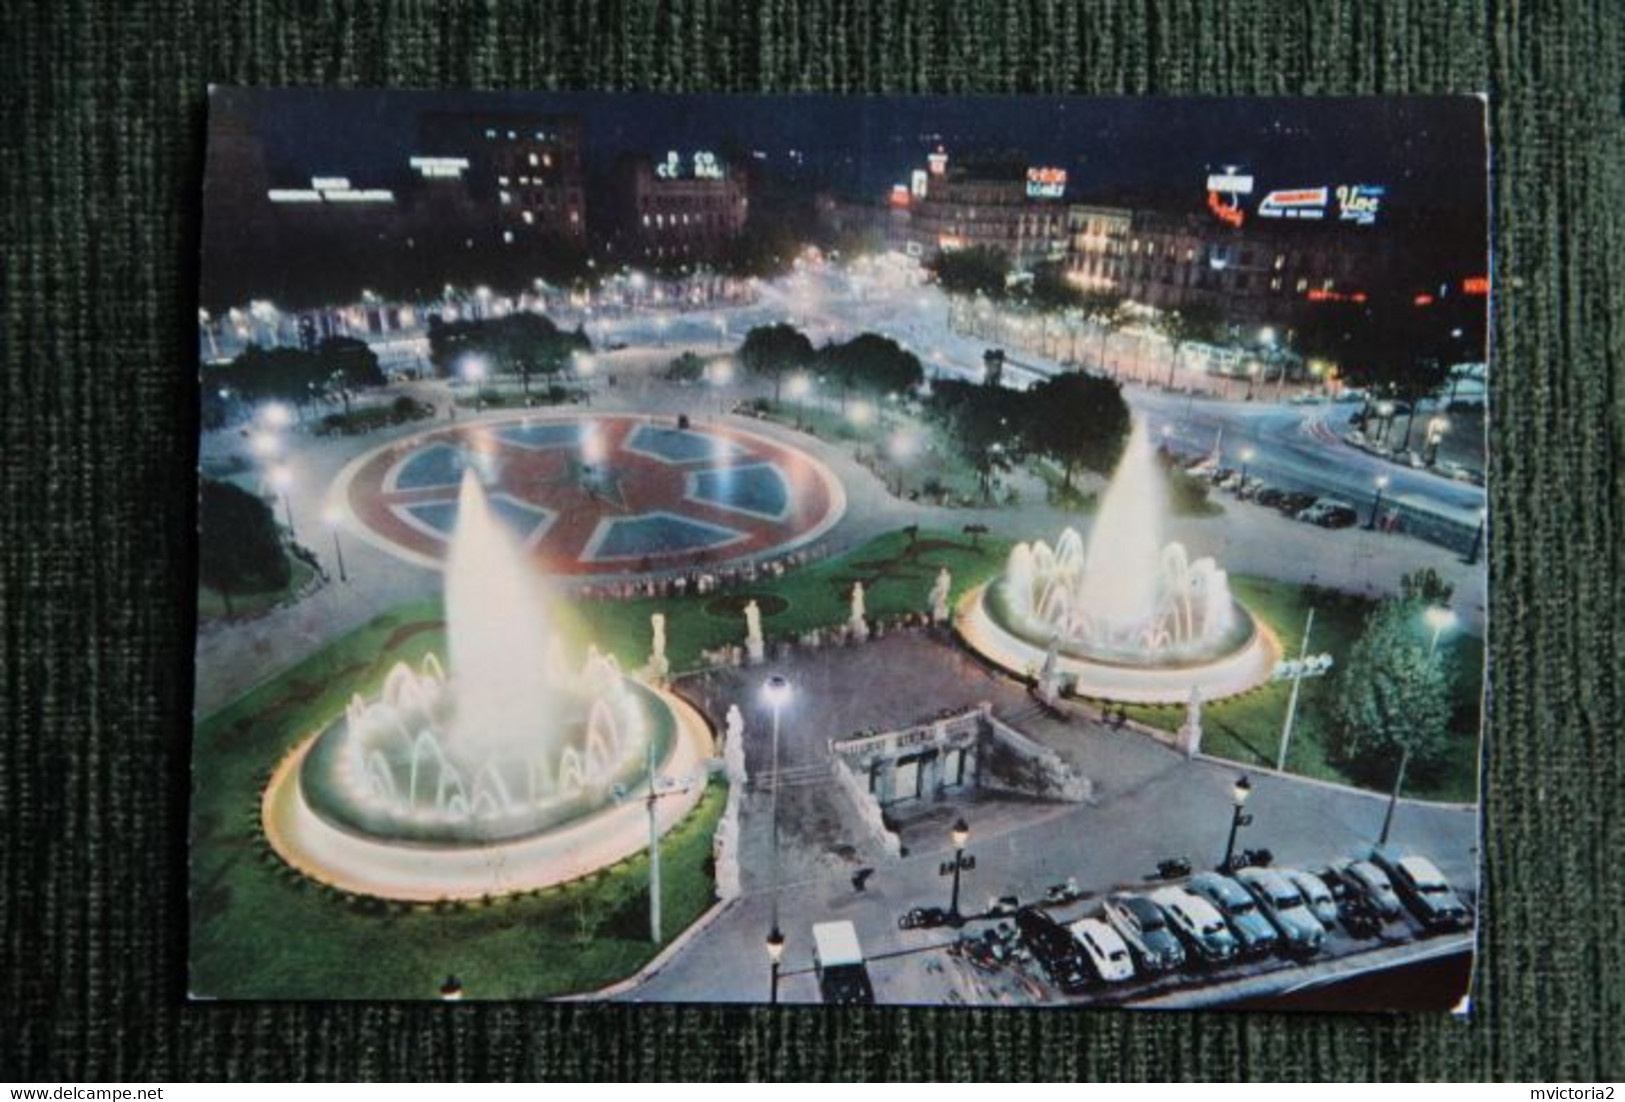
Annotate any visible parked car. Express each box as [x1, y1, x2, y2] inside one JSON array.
[[1148, 886, 1238, 966], [1235, 868, 1326, 956], [1068, 917, 1136, 983], [1103, 894, 1186, 974], [1254, 486, 1287, 509], [985, 895, 1022, 919], [1319, 866, 1385, 938], [1275, 491, 1319, 517], [1370, 848, 1472, 931], [1281, 868, 1339, 929], [1014, 908, 1092, 993], [1188, 872, 1279, 957], [1336, 859, 1404, 921], [1297, 499, 1360, 528]]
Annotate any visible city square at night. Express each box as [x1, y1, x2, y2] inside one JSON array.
[[190, 90, 1488, 1009]]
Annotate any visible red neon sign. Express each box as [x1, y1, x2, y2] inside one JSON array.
[[1207, 190, 1244, 228], [1413, 293, 1435, 307], [1462, 276, 1489, 295], [1305, 289, 1368, 304]]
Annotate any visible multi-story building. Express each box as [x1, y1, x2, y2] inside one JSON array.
[[416, 112, 587, 247], [1064, 205, 1395, 328], [604, 151, 749, 266], [907, 157, 1071, 271]]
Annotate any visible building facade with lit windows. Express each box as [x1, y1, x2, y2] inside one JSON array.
[[416, 112, 587, 247], [1064, 205, 1396, 327], [604, 152, 749, 265], [907, 161, 1071, 271]]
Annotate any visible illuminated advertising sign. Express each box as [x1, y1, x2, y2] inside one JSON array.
[[410, 156, 470, 179], [928, 148, 948, 176], [1205, 166, 1251, 226], [655, 150, 725, 180], [1335, 184, 1385, 225], [889, 184, 911, 208], [1462, 276, 1489, 295], [1258, 186, 1329, 220], [911, 169, 929, 198], [1025, 166, 1067, 199]]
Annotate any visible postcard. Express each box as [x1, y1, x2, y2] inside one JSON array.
[[192, 89, 1488, 1008]]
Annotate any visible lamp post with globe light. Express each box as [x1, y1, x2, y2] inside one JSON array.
[[1367, 475, 1390, 531], [763, 676, 792, 935], [942, 817, 974, 925], [1221, 775, 1254, 872], [765, 927, 786, 1004]]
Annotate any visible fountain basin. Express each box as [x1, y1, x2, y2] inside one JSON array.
[[957, 581, 1281, 704], [261, 685, 714, 901]]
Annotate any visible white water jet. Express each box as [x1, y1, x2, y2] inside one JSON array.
[[1002, 422, 1237, 659]]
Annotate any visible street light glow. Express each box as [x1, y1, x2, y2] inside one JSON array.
[[1232, 775, 1252, 807], [787, 373, 812, 399], [762, 675, 792, 708], [260, 401, 293, 430], [462, 355, 488, 384], [1375, 474, 1390, 489], [249, 430, 280, 459], [1424, 606, 1458, 633], [765, 927, 786, 963], [267, 464, 293, 492], [951, 817, 970, 849], [849, 400, 873, 426]]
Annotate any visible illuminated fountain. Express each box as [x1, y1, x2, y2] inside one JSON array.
[[262, 471, 711, 899], [959, 423, 1279, 703]]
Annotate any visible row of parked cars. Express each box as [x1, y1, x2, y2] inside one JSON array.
[[1003, 847, 1471, 994], [1200, 467, 1362, 529]]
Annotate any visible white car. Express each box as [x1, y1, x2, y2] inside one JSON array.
[[1281, 868, 1339, 929], [1149, 886, 1239, 965], [1069, 917, 1135, 983]]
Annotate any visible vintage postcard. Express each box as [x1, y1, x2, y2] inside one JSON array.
[[192, 90, 1488, 1008]]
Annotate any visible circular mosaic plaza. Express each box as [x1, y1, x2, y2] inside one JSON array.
[[330, 413, 846, 576]]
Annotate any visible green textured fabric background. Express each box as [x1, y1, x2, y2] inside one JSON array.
[[2, 0, 1621, 1083]]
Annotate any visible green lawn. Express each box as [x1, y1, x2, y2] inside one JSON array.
[[1118, 576, 1483, 802], [755, 399, 987, 503], [586, 526, 1012, 672]]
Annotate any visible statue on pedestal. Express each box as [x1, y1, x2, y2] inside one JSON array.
[[744, 600, 765, 664], [1176, 685, 1204, 758], [929, 568, 952, 624], [848, 582, 870, 642]]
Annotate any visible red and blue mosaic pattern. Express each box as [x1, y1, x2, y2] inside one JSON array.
[[337, 414, 845, 575]]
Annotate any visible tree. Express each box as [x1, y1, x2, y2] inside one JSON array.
[[1155, 303, 1224, 387], [738, 323, 813, 402], [1021, 261, 1084, 311], [314, 336, 384, 415], [1023, 373, 1132, 488], [665, 351, 706, 383], [1327, 596, 1454, 785], [818, 333, 923, 405], [198, 478, 290, 618], [1400, 568, 1455, 607], [425, 313, 589, 392], [1295, 296, 1457, 443], [931, 246, 1010, 300], [928, 381, 1028, 503]]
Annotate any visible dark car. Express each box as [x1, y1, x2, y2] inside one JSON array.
[[1014, 908, 1092, 994], [1319, 867, 1384, 938], [1275, 491, 1318, 517], [1298, 500, 1360, 528], [1103, 894, 1187, 974], [1255, 486, 1287, 509], [1370, 847, 1472, 931], [1189, 872, 1279, 958], [1337, 859, 1405, 921]]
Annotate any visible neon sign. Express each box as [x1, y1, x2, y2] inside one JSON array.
[[889, 184, 911, 208], [655, 150, 725, 180], [410, 156, 470, 179], [1258, 187, 1329, 220], [1336, 184, 1385, 226], [1462, 276, 1489, 295], [911, 169, 929, 198], [1305, 288, 1368, 303], [1206, 166, 1252, 226], [928, 148, 948, 177], [1025, 167, 1067, 199]]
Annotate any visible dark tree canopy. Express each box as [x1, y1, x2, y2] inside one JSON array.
[[817, 333, 924, 400], [425, 313, 590, 388], [930, 246, 1011, 299], [737, 323, 814, 400], [665, 351, 707, 383], [1023, 372, 1132, 486], [198, 478, 290, 615], [203, 338, 384, 411]]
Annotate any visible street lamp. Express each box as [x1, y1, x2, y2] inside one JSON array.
[[942, 817, 973, 925], [787, 372, 812, 428], [1245, 360, 1261, 400], [322, 504, 348, 583], [267, 464, 296, 540], [1238, 446, 1255, 484], [708, 358, 734, 418], [762, 675, 792, 935], [1425, 416, 1450, 466], [1221, 774, 1253, 872], [248, 428, 281, 460], [1367, 474, 1390, 530], [765, 927, 786, 1005], [1464, 506, 1487, 565], [438, 974, 464, 1001], [1424, 606, 1458, 663]]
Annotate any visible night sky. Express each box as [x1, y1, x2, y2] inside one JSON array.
[[215, 88, 1488, 218]]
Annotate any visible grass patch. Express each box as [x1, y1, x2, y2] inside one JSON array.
[[754, 400, 985, 504], [1117, 577, 1483, 802]]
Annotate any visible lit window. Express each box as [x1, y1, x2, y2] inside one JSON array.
[[522, 211, 534, 225], [529, 153, 539, 166], [543, 153, 552, 168], [1274, 254, 1286, 270], [1296, 278, 1309, 293], [570, 210, 579, 223], [499, 191, 511, 205], [643, 213, 651, 227], [497, 176, 509, 186], [503, 230, 514, 244]]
